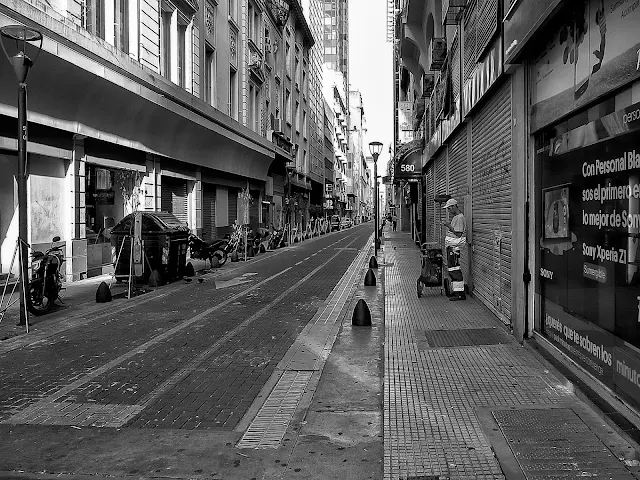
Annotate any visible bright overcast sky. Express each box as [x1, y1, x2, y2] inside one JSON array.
[[349, 0, 393, 175]]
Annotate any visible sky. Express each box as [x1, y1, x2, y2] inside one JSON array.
[[348, 0, 393, 176]]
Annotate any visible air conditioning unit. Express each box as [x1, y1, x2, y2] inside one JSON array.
[[273, 117, 284, 133]]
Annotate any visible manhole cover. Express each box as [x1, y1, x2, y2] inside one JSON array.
[[492, 408, 633, 479], [423, 328, 511, 348]]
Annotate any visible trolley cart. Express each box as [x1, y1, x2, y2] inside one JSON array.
[[417, 242, 447, 297]]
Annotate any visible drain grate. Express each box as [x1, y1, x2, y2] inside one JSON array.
[[423, 327, 511, 348], [236, 371, 312, 449], [492, 408, 633, 479]]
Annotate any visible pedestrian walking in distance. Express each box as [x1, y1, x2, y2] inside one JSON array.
[[392, 214, 398, 232], [442, 198, 466, 301]]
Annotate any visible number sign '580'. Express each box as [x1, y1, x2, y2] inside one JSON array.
[[400, 164, 415, 172]]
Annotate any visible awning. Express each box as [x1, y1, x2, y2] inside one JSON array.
[[393, 138, 425, 163]]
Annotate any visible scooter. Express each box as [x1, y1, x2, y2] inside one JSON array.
[[28, 236, 65, 315]]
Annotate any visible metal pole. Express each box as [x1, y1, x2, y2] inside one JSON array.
[[374, 153, 378, 257], [17, 82, 29, 326]]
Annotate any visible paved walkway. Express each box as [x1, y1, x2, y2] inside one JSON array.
[[382, 230, 640, 480]]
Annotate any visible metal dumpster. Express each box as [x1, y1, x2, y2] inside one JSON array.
[[110, 211, 189, 284]]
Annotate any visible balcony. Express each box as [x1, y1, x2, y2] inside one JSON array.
[[442, 0, 467, 25]]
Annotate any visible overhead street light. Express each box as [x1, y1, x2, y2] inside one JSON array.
[[0, 24, 43, 327], [369, 141, 383, 257]]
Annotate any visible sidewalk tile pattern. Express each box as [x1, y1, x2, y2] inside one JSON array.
[[383, 233, 576, 480]]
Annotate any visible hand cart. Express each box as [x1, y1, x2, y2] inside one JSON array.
[[417, 242, 448, 297]]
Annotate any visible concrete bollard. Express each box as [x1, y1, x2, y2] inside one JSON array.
[[210, 255, 220, 268], [230, 251, 239, 262], [247, 245, 255, 257], [369, 256, 378, 269], [364, 268, 376, 286], [96, 281, 112, 303], [352, 299, 372, 326]]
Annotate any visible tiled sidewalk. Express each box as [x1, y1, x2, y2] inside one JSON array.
[[382, 230, 639, 480]]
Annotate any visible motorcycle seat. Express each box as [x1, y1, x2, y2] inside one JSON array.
[[31, 251, 44, 258]]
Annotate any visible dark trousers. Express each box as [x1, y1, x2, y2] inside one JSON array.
[[392, 221, 397, 231]]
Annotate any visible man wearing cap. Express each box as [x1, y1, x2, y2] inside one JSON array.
[[442, 198, 466, 301]]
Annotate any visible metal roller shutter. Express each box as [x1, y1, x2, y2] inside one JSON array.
[[434, 150, 447, 247], [471, 79, 512, 324], [425, 164, 435, 243], [202, 184, 216, 240], [448, 125, 467, 198], [161, 177, 188, 225], [417, 181, 423, 242], [228, 188, 238, 225]]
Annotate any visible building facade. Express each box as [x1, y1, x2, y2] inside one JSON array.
[[0, 0, 318, 281], [392, 0, 640, 414]]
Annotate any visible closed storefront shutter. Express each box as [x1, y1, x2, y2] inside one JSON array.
[[249, 190, 260, 230], [161, 177, 188, 225], [448, 125, 467, 198], [471, 79, 512, 324], [425, 163, 435, 243], [228, 188, 238, 225], [434, 150, 447, 247], [202, 184, 216, 240]]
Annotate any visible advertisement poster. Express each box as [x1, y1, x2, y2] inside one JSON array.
[[537, 103, 640, 409], [543, 186, 570, 239], [531, 0, 640, 131]]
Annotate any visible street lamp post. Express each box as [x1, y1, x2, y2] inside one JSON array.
[[369, 141, 383, 257], [0, 25, 43, 326]]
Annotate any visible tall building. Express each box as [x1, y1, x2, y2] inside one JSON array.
[[322, 0, 349, 110], [0, 0, 318, 280], [300, 0, 326, 211], [391, 0, 640, 418]]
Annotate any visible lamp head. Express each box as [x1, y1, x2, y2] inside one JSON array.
[[369, 141, 383, 159], [0, 25, 43, 83]]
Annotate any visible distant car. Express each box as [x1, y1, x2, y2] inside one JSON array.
[[340, 217, 352, 229], [330, 215, 341, 231]]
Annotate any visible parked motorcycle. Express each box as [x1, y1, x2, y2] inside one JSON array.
[[188, 234, 229, 267], [28, 236, 65, 315], [267, 227, 286, 250]]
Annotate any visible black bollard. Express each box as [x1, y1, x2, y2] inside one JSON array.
[[369, 256, 378, 269], [259, 243, 266, 254], [210, 255, 220, 268], [230, 251, 239, 262], [364, 268, 376, 286], [96, 281, 112, 303], [184, 262, 195, 277], [352, 299, 372, 326]]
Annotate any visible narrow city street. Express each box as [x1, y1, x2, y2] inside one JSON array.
[[0, 223, 384, 479]]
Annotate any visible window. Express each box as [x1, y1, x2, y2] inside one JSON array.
[[285, 41, 291, 76], [294, 47, 300, 87], [248, 2, 260, 43], [228, 0, 237, 21], [114, 0, 129, 53], [205, 45, 216, 106], [85, 0, 105, 38], [229, 66, 238, 120], [302, 111, 307, 138], [248, 83, 260, 132], [295, 101, 299, 131], [302, 69, 307, 97], [160, 10, 172, 79], [177, 22, 187, 88], [285, 89, 291, 123]]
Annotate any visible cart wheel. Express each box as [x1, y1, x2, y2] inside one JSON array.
[[444, 278, 452, 297], [416, 278, 422, 298]]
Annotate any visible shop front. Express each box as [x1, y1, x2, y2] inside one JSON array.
[[529, 0, 640, 412]]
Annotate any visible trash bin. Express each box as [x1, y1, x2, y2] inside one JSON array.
[[110, 211, 190, 284]]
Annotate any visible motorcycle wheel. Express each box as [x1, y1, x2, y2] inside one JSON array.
[[213, 249, 228, 266], [27, 283, 55, 315]]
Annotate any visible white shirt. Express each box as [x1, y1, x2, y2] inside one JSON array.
[[445, 213, 466, 247]]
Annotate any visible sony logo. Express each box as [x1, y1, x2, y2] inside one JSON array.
[[540, 268, 554, 280]]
